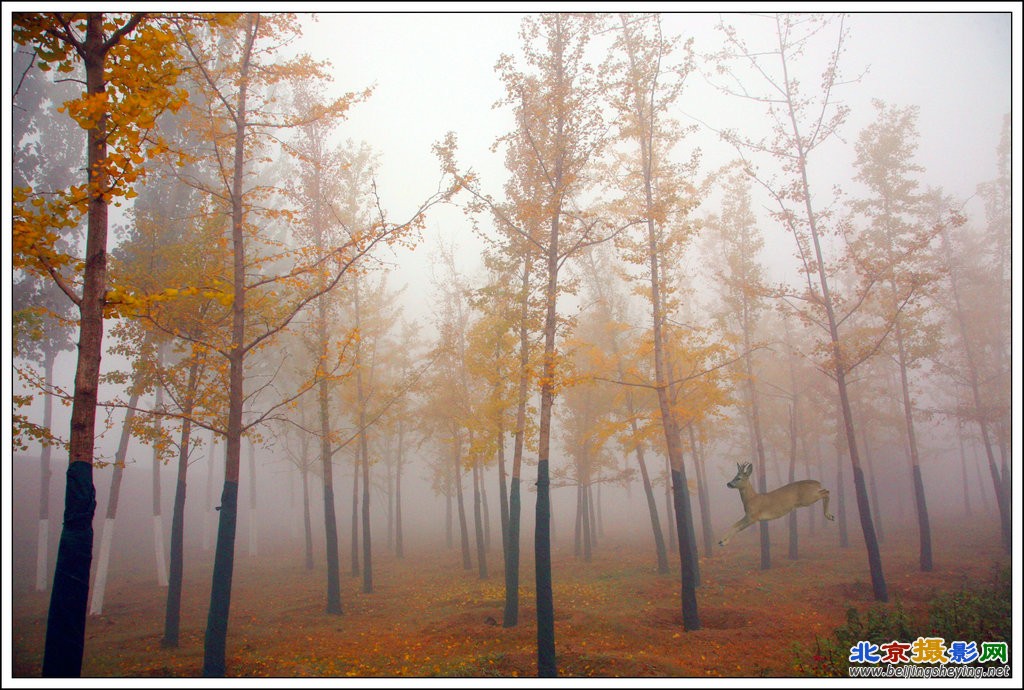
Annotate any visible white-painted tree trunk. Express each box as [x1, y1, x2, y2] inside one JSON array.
[[35, 518, 49, 591], [153, 515, 168, 587], [89, 518, 116, 615], [204, 437, 216, 551]]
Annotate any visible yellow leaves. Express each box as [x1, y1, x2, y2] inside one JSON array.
[[104, 282, 230, 319], [13, 186, 85, 276]]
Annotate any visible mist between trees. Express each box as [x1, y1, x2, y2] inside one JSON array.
[[9, 11, 1014, 679]]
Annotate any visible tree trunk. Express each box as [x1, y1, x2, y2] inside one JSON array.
[[892, 325, 931, 570], [497, 432, 510, 561], [786, 403, 799, 560], [535, 180, 562, 677], [204, 435, 216, 551], [355, 286, 373, 595], [162, 362, 198, 647], [780, 34, 888, 599], [36, 351, 56, 593], [350, 458, 360, 577], [503, 257, 531, 628], [472, 458, 488, 579], [151, 368, 168, 587], [247, 442, 258, 557], [90, 390, 140, 616], [395, 420, 405, 559], [203, 16, 256, 675], [688, 424, 714, 558], [320, 430, 341, 612], [835, 449, 849, 548], [43, 14, 110, 677], [859, 427, 884, 545], [957, 433, 973, 517], [481, 462, 492, 552], [675, 428, 702, 590], [445, 483, 453, 550], [302, 467, 314, 570], [587, 482, 598, 552], [359, 420, 372, 594], [634, 438, 669, 572], [573, 484, 583, 559], [665, 456, 676, 553], [454, 439, 471, 570], [386, 464, 394, 552]]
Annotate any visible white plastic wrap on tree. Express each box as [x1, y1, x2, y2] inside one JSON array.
[[89, 518, 116, 615], [35, 518, 49, 591], [153, 514, 168, 587]]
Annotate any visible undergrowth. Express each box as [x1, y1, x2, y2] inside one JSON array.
[[793, 564, 1011, 677]]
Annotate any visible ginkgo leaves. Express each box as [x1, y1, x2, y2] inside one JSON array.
[[13, 13, 194, 287]]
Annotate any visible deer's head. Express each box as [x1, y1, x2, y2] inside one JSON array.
[[727, 462, 753, 489]]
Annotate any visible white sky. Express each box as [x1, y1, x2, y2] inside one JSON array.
[[288, 7, 1017, 313], [3, 5, 1020, 456]]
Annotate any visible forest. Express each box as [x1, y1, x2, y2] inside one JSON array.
[[7, 10, 1017, 682]]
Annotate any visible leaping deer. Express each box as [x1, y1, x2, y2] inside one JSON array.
[[717, 462, 834, 547]]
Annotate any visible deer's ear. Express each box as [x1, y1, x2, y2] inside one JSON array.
[[743, 463, 753, 474]]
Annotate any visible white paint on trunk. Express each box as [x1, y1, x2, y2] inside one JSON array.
[[35, 518, 49, 592], [153, 514, 168, 587], [89, 518, 116, 615]]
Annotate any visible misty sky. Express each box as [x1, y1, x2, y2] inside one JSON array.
[[291, 9, 1016, 324], [3, 6, 1020, 476]]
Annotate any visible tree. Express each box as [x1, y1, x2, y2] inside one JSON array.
[[711, 12, 890, 601], [492, 14, 610, 675], [706, 170, 774, 570], [288, 125, 376, 613], [436, 15, 613, 669], [603, 12, 703, 626], [556, 309, 632, 563], [971, 113, 1012, 548], [13, 12, 195, 676], [471, 222, 543, 626], [168, 13, 454, 675], [847, 100, 944, 570], [11, 42, 82, 594], [578, 245, 669, 574], [931, 188, 1010, 552]]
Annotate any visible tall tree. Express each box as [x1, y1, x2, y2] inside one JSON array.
[[578, 246, 669, 573], [435, 15, 613, 668], [475, 225, 543, 625], [932, 189, 1011, 552], [289, 125, 376, 613], [847, 100, 943, 570], [604, 12, 703, 626], [711, 12, 889, 601], [706, 171, 774, 570], [493, 14, 610, 675], [171, 13, 453, 675], [972, 113, 1012, 548], [13, 12, 194, 676], [11, 42, 82, 594]]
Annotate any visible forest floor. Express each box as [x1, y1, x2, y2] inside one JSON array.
[[10, 514, 1011, 680]]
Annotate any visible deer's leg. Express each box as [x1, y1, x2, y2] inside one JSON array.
[[718, 515, 754, 547], [819, 489, 834, 521]]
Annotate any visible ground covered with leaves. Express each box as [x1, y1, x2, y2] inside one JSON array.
[[11, 516, 1009, 679]]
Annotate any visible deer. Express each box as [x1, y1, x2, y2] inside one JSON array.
[[717, 462, 834, 547]]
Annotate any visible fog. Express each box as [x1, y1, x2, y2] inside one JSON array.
[[5, 7, 1019, 681]]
